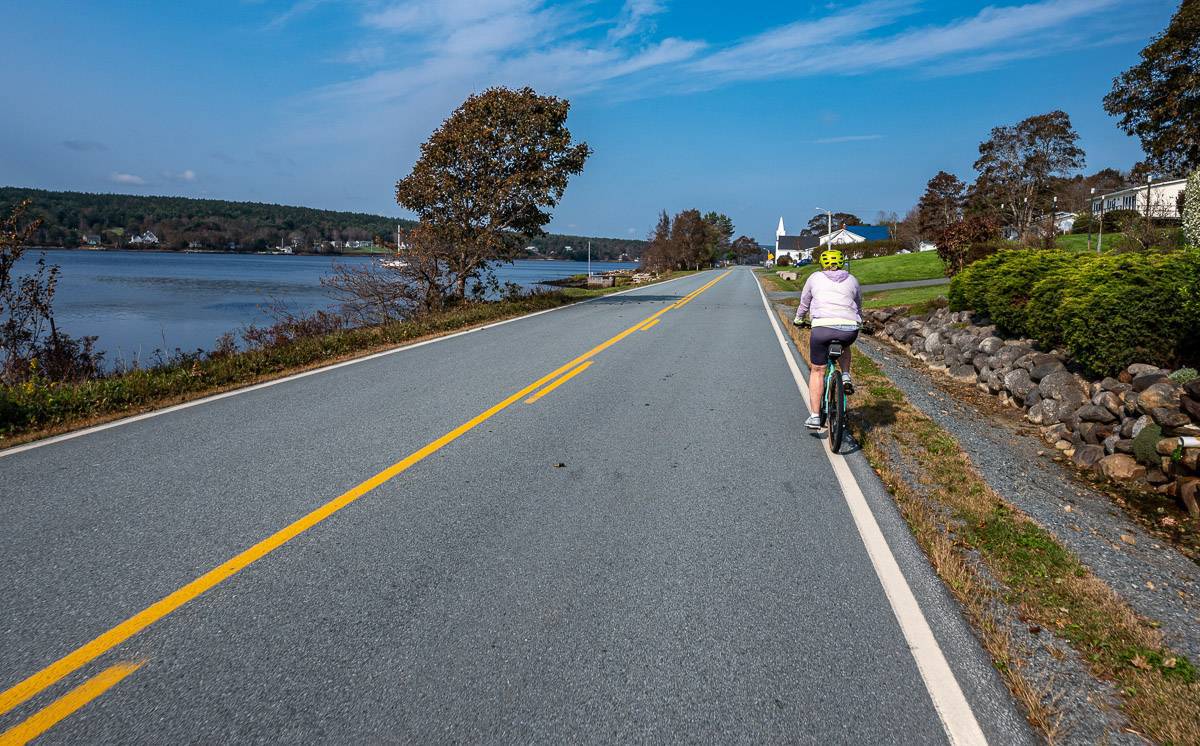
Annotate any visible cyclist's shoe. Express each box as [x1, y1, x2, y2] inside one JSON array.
[[841, 373, 854, 394], [804, 414, 822, 429]]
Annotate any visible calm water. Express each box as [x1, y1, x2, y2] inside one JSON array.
[[20, 250, 636, 363]]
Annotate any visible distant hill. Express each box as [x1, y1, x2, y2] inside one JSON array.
[[0, 187, 645, 260]]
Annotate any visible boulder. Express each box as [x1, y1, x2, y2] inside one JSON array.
[[1137, 382, 1181, 414], [1039, 399, 1065, 425], [1181, 396, 1200, 422], [1039, 370, 1086, 402], [1093, 391, 1123, 416], [1132, 372, 1169, 391], [1157, 437, 1180, 456], [1075, 404, 1117, 423], [949, 365, 977, 383], [978, 336, 1004, 355], [1152, 407, 1191, 429], [1099, 454, 1146, 482], [1099, 377, 1126, 392], [1072, 444, 1106, 470], [923, 332, 945, 355], [1043, 423, 1069, 444], [1115, 438, 1136, 454], [1029, 358, 1065, 382], [1025, 388, 1042, 408], [1130, 414, 1153, 438], [1181, 448, 1200, 472], [1145, 467, 1169, 485], [972, 353, 990, 372], [1126, 363, 1163, 377], [1180, 477, 1200, 519], [1123, 390, 1139, 416], [1103, 433, 1120, 454], [1003, 368, 1036, 400], [1185, 379, 1200, 399]]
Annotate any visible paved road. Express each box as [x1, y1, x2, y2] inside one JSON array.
[[0, 269, 1030, 744]]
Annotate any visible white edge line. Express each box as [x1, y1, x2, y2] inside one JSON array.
[[754, 275, 988, 746], [1, 272, 705, 458]]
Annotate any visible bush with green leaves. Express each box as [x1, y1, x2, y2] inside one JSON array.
[[1184, 169, 1200, 248], [948, 247, 1200, 377]]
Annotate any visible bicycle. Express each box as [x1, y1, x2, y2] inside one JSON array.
[[794, 319, 850, 454]]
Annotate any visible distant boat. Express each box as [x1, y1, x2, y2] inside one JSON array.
[[380, 258, 407, 269]]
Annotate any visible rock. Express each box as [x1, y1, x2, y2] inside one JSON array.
[[1043, 423, 1069, 444], [1072, 444, 1106, 469], [1115, 438, 1136, 454], [1099, 454, 1145, 482], [1181, 396, 1200, 422], [949, 365, 977, 383], [1181, 447, 1200, 472], [1152, 407, 1191, 429], [987, 371, 1004, 394], [1003, 368, 1036, 401], [1093, 391, 1123, 416], [1129, 414, 1152, 438], [1180, 477, 1200, 519], [1039, 370, 1086, 402], [1030, 358, 1065, 382], [1103, 434, 1120, 455], [972, 353, 989, 372], [1123, 390, 1139, 416], [1132, 372, 1169, 391], [923, 332, 944, 355], [994, 345, 1032, 368], [1157, 437, 1180, 456], [1137, 382, 1181, 414], [978, 336, 1004, 355], [1055, 439, 1072, 451], [1025, 388, 1042, 408], [1185, 379, 1200, 398], [1014, 352, 1038, 371], [1126, 363, 1162, 377], [1145, 467, 1169, 485], [1099, 377, 1127, 393], [1075, 404, 1117, 423]]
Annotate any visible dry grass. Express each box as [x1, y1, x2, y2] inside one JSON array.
[[777, 307, 1200, 744]]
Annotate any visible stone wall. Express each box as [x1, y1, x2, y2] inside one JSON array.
[[864, 305, 1200, 516]]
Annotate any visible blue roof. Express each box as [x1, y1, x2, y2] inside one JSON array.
[[845, 224, 891, 241]]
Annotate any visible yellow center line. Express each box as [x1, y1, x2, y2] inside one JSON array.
[[0, 269, 732, 721], [0, 662, 143, 746], [641, 319, 661, 331], [524, 361, 593, 404]]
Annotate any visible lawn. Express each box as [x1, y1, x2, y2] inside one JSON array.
[[862, 284, 947, 309], [1055, 232, 1123, 252], [761, 250, 946, 291]]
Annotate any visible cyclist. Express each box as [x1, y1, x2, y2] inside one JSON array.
[[793, 248, 862, 430]]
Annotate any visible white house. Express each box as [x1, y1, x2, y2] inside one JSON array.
[[773, 217, 819, 264], [128, 230, 159, 246], [817, 224, 892, 246], [1091, 177, 1187, 218]]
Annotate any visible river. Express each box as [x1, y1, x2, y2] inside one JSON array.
[[18, 250, 637, 365]]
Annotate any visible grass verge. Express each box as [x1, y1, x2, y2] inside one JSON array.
[[863, 284, 947, 309], [777, 308, 1199, 743], [0, 270, 686, 447], [758, 251, 946, 291]]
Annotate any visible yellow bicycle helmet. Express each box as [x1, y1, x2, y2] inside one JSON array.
[[818, 248, 845, 270]]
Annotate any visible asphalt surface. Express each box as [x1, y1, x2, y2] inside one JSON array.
[[0, 269, 1030, 744]]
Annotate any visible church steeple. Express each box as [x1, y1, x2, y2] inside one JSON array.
[[776, 217, 786, 238]]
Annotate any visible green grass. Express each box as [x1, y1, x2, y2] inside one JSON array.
[[862, 284, 947, 309], [762, 251, 946, 290], [1055, 232, 1124, 253]]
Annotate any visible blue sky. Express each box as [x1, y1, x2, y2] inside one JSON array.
[[0, 0, 1175, 243]]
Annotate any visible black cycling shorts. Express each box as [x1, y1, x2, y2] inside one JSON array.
[[809, 326, 859, 366]]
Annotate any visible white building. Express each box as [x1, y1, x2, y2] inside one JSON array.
[[1091, 177, 1187, 218], [773, 217, 819, 264], [128, 230, 159, 246]]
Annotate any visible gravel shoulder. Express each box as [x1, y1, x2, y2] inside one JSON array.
[[859, 335, 1200, 663]]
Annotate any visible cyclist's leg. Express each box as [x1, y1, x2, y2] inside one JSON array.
[[808, 328, 835, 413]]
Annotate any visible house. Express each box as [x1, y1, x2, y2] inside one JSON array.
[[818, 224, 892, 246], [1091, 177, 1187, 218], [128, 230, 159, 246], [1052, 211, 1076, 234], [81, 235, 102, 247], [773, 217, 820, 264]]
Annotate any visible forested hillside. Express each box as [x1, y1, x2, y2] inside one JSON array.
[[0, 187, 644, 259]]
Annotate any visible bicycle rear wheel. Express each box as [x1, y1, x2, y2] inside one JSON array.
[[827, 373, 845, 453]]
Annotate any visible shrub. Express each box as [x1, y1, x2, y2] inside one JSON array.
[[1169, 367, 1198, 385], [1024, 263, 1081, 347], [1056, 251, 1198, 375], [936, 216, 1000, 276], [1184, 170, 1200, 247], [978, 249, 1075, 337], [776, 255, 791, 266], [949, 250, 1007, 313], [1132, 422, 1164, 466]]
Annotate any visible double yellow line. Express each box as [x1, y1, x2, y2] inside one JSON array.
[[0, 270, 731, 743]]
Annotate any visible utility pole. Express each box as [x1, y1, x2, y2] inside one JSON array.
[[1087, 188, 1095, 252], [587, 240, 592, 277], [1097, 196, 1105, 254], [1145, 174, 1153, 232]]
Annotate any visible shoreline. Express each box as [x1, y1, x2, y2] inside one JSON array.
[[21, 246, 641, 262]]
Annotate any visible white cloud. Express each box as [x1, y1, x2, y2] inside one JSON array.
[[610, 0, 667, 41], [165, 169, 197, 182], [110, 172, 146, 185]]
